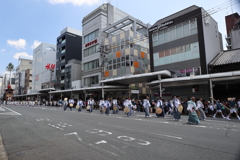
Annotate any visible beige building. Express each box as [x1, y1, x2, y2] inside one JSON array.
[[15, 58, 33, 95]]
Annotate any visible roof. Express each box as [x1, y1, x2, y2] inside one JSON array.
[[151, 5, 200, 28], [209, 48, 240, 66], [100, 70, 171, 85], [148, 71, 240, 87]]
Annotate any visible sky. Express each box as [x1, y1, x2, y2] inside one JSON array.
[[0, 0, 239, 75]]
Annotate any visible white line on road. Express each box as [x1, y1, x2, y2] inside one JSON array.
[[64, 132, 82, 141], [3, 107, 21, 115]]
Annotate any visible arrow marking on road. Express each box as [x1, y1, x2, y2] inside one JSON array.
[[95, 140, 107, 144], [64, 132, 82, 141]]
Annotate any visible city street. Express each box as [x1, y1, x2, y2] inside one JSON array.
[[0, 105, 240, 160]]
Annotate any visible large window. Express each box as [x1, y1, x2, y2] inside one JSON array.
[[84, 29, 99, 43], [84, 59, 99, 71], [84, 76, 99, 85], [84, 45, 99, 57], [153, 42, 199, 66], [152, 18, 198, 47]]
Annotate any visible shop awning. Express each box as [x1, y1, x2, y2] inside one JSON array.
[[100, 70, 171, 85], [49, 85, 129, 94], [148, 71, 240, 87]]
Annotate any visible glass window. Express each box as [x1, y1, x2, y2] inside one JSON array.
[[183, 22, 190, 37], [165, 50, 171, 56], [121, 39, 125, 50], [117, 57, 120, 63], [113, 64, 116, 69], [190, 19, 197, 29], [176, 24, 182, 39], [169, 27, 176, 41], [122, 62, 125, 67], [171, 48, 177, 55], [108, 59, 112, 65], [84, 29, 99, 43], [117, 63, 121, 68], [113, 59, 116, 64], [159, 51, 165, 58], [158, 31, 164, 45], [164, 29, 169, 43]]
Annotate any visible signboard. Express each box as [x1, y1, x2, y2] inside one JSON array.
[[45, 64, 56, 70], [85, 39, 98, 48], [149, 20, 174, 32], [131, 90, 139, 94]]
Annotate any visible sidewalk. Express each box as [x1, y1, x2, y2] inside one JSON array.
[[0, 132, 8, 160]]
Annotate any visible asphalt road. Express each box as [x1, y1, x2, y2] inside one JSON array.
[[0, 105, 240, 160]]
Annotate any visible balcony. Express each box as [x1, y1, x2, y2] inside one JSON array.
[[61, 49, 66, 54], [61, 69, 65, 73], [61, 80, 65, 84], [62, 39, 66, 44]]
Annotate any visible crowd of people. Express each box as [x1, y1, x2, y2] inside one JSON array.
[[2, 96, 240, 124]]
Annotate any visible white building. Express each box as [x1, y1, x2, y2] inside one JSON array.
[[32, 42, 56, 94], [81, 3, 133, 88]]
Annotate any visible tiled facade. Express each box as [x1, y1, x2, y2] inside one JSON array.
[[103, 30, 150, 95]]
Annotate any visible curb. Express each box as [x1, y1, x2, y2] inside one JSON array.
[[0, 132, 8, 160]]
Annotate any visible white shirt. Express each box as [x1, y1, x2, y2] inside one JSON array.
[[77, 100, 83, 106], [88, 99, 94, 105], [143, 99, 151, 108], [104, 100, 111, 108], [174, 99, 181, 108], [156, 100, 163, 108], [124, 100, 133, 108], [69, 99, 74, 104], [238, 101, 240, 107], [208, 105, 214, 111], [99, 100, 105, 107], [197, 101, 204, 109]]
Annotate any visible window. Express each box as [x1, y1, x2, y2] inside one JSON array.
[[84, 45, 99, 57], [29, 62, 32, 64], [84, 59, 99, 71], [121, 39, 125, 50], [152, 18, 198, 47], [84, 30, 99, 43], [84, 76, 99, 85]]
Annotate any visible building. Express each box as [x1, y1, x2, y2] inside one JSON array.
[[81, 3, 132, 89], [101, 16, 151, 99], [32, 42, 56, 94], [15, 58, 33, 95], [148, 5, 223, 100], [19, 69, 32, 95], [225, 13, 240, 50], [56, 27, 82, 90]]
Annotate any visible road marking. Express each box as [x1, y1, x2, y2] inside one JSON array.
[[3, 107, 21, 115], [64, 132, 82, 141], [0, 107, 6, 111], [95, 140, 107, 144]]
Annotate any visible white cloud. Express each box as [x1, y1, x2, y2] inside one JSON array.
[[47, 0, 101, 6], [31, 40, 41, 49], [7, 39, 26, 49], [13, 52, 33, 59], [1, 49, 6, 52]]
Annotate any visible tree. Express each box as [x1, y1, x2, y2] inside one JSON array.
[[6, 63, 15, 85]]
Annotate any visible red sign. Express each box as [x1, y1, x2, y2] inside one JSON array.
[[45, 63, 56, 70], [85, 39, 97, 48]]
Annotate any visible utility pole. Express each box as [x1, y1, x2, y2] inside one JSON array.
[[98, 45, 111, 99]]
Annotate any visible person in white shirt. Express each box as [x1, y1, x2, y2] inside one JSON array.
[[143, 96, 151, 118], [63, 98, 69, 111], [196, 98, 206, 120], [173, 96, 181, 121], [68, 98, 74, 111], [208, 103, 214, 116], [99, 98, 105, 114], [156, 97, 165, 118], [104, 98, 111, 116], [124, 97, 133, 117], [77, 99, 84, 112], [112, 99, 119, 114], [87, 98, 95, 113]]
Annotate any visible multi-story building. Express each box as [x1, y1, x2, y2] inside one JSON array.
[[15, 58, 33, 95], [225, 12, 240, 50], [81, 3, 132, 89], [56, 27, 82, 90], [101, 16, 151, 99], [32, 42, 56, 94], [148, 5, 223, 100], [19, 69, 32, 94]]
